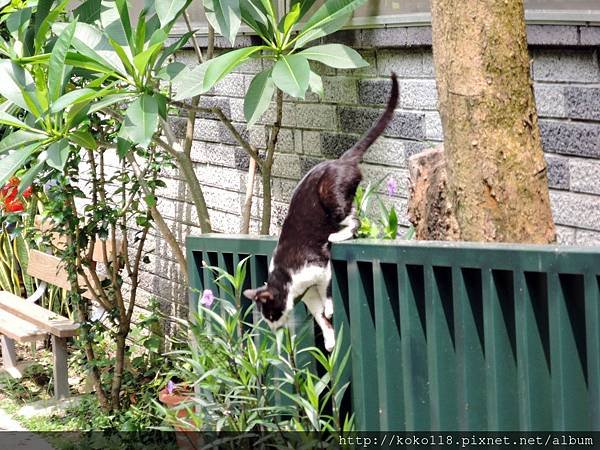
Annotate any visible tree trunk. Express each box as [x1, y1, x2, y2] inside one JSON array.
[[430, 0, 555, 243]]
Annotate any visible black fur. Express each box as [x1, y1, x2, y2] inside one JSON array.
[[244, 73, 399, 326]]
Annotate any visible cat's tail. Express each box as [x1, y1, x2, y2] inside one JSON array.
[[340, 72, 398, 163]]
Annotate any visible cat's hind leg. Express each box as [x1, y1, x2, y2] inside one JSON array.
[[302, 286, 335, 352]]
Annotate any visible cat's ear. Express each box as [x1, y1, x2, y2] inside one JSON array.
[[243, 286, 273, 304]]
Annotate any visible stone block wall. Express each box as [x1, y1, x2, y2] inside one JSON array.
[[140, 25, 600, 310]]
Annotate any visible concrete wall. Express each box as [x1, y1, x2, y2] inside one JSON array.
[[141, 25, 600, 310]]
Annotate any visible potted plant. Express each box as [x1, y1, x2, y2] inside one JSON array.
[[159, 380, 201, 449]]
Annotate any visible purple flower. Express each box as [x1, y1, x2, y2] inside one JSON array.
[[166, 380, 175, 395], [200, 289, 214, 308], [386, 177, 398, 197]]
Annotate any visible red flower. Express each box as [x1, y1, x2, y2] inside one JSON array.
[[22, 185, 33, 199], [0, 177, 29, 213], [4, 199, 24, 213]]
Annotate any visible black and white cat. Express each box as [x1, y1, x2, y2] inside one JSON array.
[[243, 73, 398, 351]]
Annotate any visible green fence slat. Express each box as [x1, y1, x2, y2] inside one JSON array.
[[373, 261, 403, 430], [482, 269, 518, 430], [399, 264, 429, 431], [453, 267, 486, 430], [347, 260, 379, 431], [585, 274, 600, 430], [331, 260, 352, 425], [425, 265, 457, 431], [514, 271, 552, 430], [548, 273, 589, 430]]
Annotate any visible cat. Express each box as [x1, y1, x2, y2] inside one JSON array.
[[243, 73, 398, 351]]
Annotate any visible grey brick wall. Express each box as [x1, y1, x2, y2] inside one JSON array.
[[144, 25, 600, 309]]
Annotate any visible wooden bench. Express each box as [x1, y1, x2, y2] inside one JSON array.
[[0, 228, 122, 399]]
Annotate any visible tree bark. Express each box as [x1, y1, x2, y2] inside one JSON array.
[[430, 0, 555, 243]]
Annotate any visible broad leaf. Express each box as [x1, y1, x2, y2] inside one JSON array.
[[35, 0, 70, 52], [204, 0, 242, 45], [0, 60, 41, 116], [0, 142, 40, 187], [133, 42, 162, 76], [272, 54, 310, 99], [70, 129, 97, 150], [172, 64, 205, 100], [244, 69, 274, 126], [100, 0, 133, 48], [239, 0, 270, 38], [88, 93, 136, 114], [308, 70, 323, 98], [279, 2, 300, 34], [50, 88, 97, 113], [157, 62, 188, 81], [299, 44, 368, 68], [0, 111, 34, 130], [48, 21, 76, 103], [46, 139, 70, 170], [18, 159, 44, 194], [295, 0, 367, 48], [0, 130, 45, 155], [202, 46, 264, 92], [156, 0, 188, 28], [118, 94, 158, 149], [290, 0, 319, 21], [53, 22, 125, 74], [154, 30, 194, 69]]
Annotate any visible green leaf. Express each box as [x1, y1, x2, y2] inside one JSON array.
[[49, 21, 76, 103], [0, 111, 33, 130], [88, 93, 136, 114], [272, 54, 310, 99], [155, 0, 188, 28], [100, 0, 133, 49], [133, 42, 162, 76], [0, 142, 40, 187], [70, 129, 97, 150], [279, 2, 300, 34], [50, 88, 97, 113], [18, 159, 44, 195], [239, 0, 270, 38], [204, 0, 242, 46], [52, 22, 125, 74], [63, 52, 117, 74], [118, 94, 158, 149], [244, 69, 274, 126], [154, 30, 194, 69], [203, 46, 263, 92], [299, 44, 368, 69], [0, 60, 41, 116], [157, 62, 188, 81], [116, 137, 131, 158], [308, 70, 323, 98], [0, 130, 45, 155], [46, 139, 70, 170], [290, 0, 319, 21], [294, 0, 367, 48], [35, 0, 70, 52], [171, 64, 205, 100]]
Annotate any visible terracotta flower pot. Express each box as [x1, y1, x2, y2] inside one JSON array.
[[159, 386, 202, 450]]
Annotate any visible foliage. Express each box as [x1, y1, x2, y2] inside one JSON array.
[[0, 299, 173, 433], [173, 0, 368, 125], [161, 258, 354, 441], [354, 178, 400, 240]]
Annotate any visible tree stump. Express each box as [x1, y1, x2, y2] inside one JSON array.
[[407, 145, 460, 241]]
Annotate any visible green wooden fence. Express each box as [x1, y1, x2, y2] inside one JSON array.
[[186, 234, 600, 431]]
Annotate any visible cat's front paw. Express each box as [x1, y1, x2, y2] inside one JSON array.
[[324, 334, 336, 352]]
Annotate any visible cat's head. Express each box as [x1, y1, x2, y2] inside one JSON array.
[[243, 284, 292, 331]]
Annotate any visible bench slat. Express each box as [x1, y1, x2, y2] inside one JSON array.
[[0, 291, 78, 338], [0, 309, 47, 342], [27, 250, 100, 300], [34, 216, 123, 263]]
